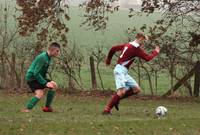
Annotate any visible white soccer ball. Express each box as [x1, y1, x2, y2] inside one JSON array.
[[155, 106, 167, 118]]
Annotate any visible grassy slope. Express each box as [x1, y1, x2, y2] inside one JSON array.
[[0, 93, 200, 135]]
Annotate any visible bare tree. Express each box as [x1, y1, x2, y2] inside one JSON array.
[[58, 44, 84, 90], [91, 44, 106, 90]]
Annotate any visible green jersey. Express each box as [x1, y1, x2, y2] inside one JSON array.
[[25, 52, 51, 85]]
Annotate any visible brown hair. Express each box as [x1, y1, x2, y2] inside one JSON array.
[[135, 32, 147, 40], [49, 42, 61, 48]]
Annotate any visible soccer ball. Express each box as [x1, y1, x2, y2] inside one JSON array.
[[155, 106, 167, 118]]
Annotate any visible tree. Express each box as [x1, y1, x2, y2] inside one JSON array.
[[58, 44, 84, 90], [79, 0, 119, 31], [91, 44, 106, 90], [16, 0, 70, 54], [129, 0, 200, 95]]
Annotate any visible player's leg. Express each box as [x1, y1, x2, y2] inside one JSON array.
[[103, 88, 126, 114], [103, 65, 126, 114], [42, 81, 57, 112], [121, 86, 141, 100], [42, 89, 56, 112], [22, 80, 46, 112], [114, 89, 140, 111], [45, 89, 56, 108], [114, 74, 141, 111], [22, 89, 44, 112], [125, 74, 141, 96]]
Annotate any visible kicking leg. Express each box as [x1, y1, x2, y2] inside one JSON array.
[[114, 73, 141, 111], [103, 88, 126, 114], [114, 86, 141, 111], [122, 86, 141, 99]]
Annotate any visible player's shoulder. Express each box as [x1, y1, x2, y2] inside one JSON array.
[[35, 52, 48, 61], [129, 41, 140, 48]]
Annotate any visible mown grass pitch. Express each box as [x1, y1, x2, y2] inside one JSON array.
[[0, 92, 200, 135]]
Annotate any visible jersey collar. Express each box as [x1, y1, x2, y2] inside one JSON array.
[[46, 52, 51, 60], [129, 40, 140, 48]]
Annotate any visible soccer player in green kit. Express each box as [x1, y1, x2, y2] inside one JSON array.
[[22, 42, 60, 113]]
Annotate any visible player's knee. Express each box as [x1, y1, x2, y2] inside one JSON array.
[[117, 88, 126, 97], [35, 90, 44, 99], [117, 93, 124, 98], [133, 86, 141, 94]]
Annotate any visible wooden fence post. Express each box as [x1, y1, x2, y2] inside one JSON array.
[[11, 53, 16, 87], [89, 56, 97, 89], [193, 61, 200, 97]]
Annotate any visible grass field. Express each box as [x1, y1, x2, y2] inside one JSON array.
[[0, 92, 200, 135]]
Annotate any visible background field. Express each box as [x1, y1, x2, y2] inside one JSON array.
[[0, 92, 200, 135]]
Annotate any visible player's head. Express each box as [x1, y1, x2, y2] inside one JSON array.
[[135, 32, 148, 44], [48, 42, 61, 57]]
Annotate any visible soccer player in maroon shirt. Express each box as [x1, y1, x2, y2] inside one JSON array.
[[103, 33, 160, 114]]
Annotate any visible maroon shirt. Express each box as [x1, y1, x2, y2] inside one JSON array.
[[106, 41, 158, 69]]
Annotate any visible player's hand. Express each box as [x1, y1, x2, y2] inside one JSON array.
[[46, 82, 54, 89], [50, 81, 58, 89], [155, 46, 160, 53], [105, 59, 110, 66], [140, 44, 144, 49]]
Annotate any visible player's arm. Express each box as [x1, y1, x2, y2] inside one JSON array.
[[33, 57, 57, 89], [136, 46, 160, 61], [33, 57, 48, 86], [106, 44, 125, 65]]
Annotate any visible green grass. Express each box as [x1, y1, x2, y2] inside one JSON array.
[[0, 92, 200, 135]]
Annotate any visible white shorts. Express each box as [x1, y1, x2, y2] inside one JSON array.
[[114, 64, 139, 90]]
